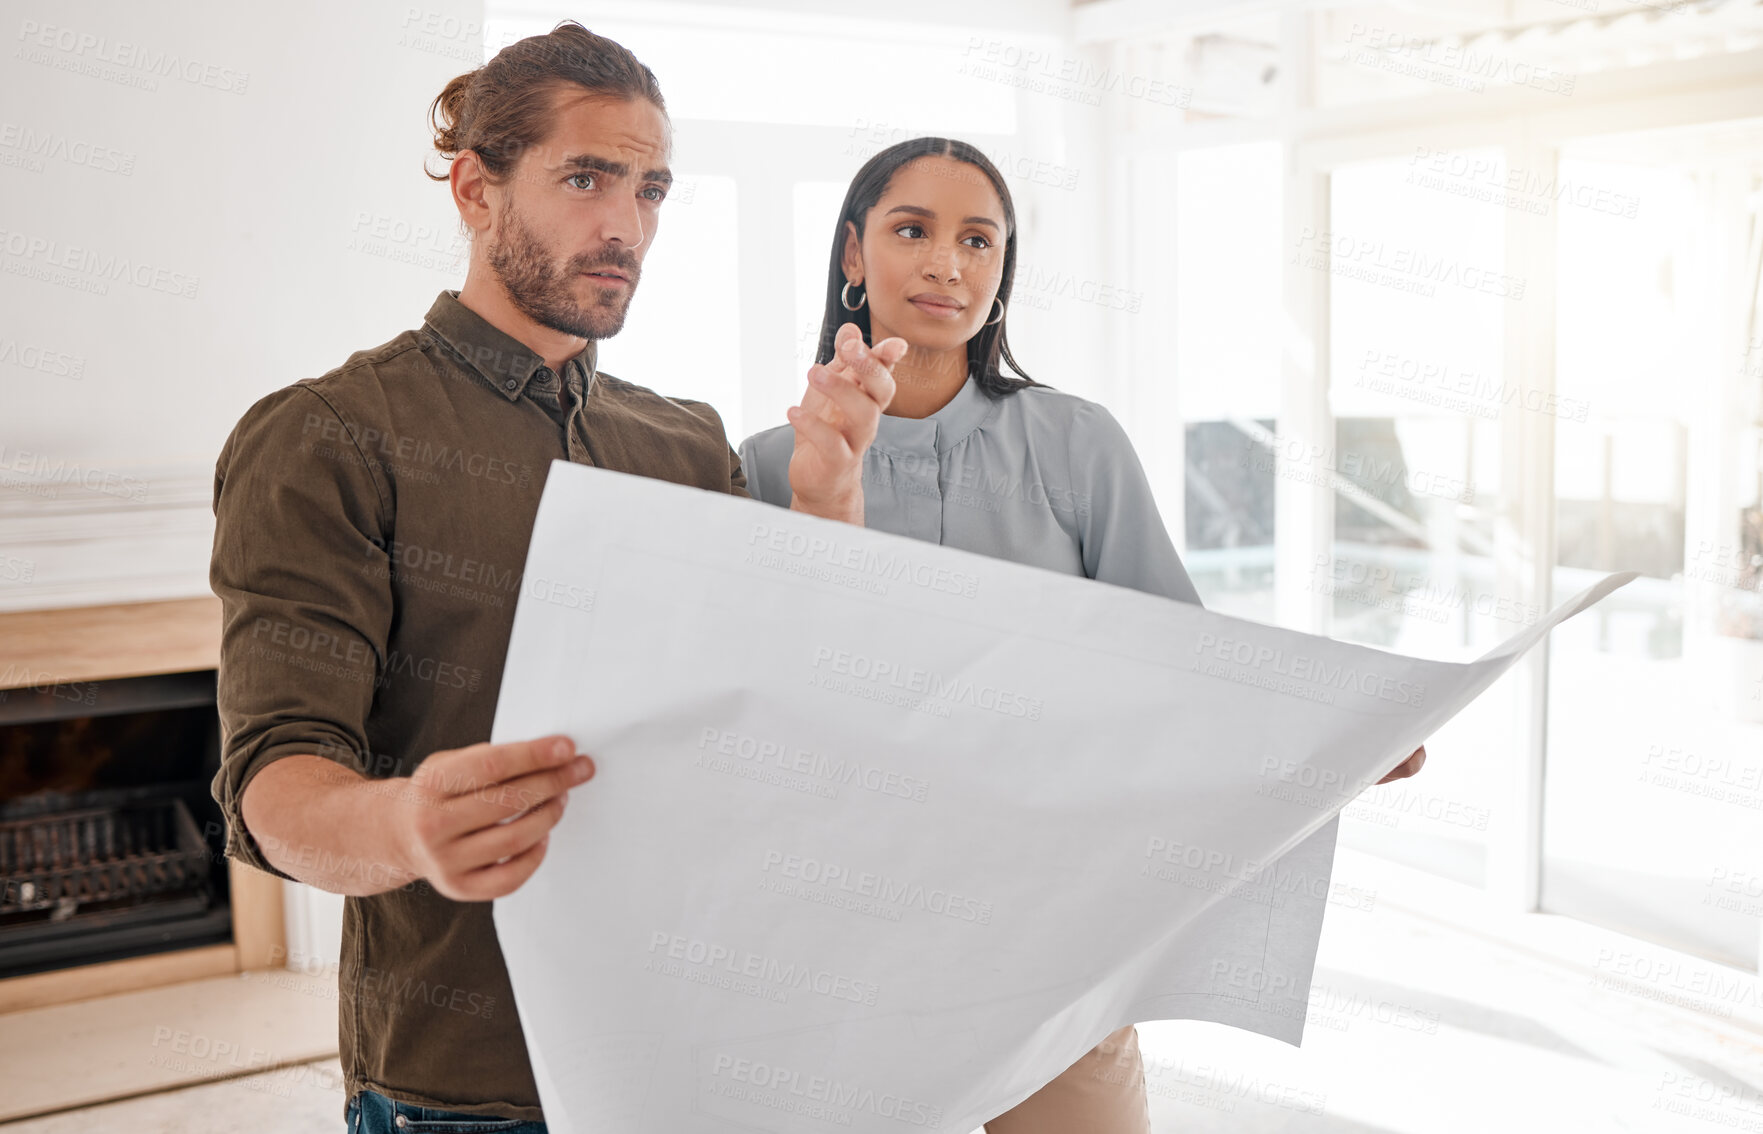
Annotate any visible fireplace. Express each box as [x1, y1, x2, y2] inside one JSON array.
[[0, 670, 232, 979]]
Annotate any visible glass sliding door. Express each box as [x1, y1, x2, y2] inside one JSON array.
[[1321, 148, 1521, 887], [1170, 142, 1284, 625], [1541, 128, 1763, 972]]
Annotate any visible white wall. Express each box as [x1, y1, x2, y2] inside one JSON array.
[[0, 0, 484, 610], [486, 1, 1125, 448], [500, 0, 1073, 37], [0, 0, 1112, 614]]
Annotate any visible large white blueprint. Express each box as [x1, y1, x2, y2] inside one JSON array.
[[490, 461, 1635, 1134]]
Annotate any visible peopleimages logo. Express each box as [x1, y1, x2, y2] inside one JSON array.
[[0, 123, 135, 175], [1193, 632, 1427, 707], [1591, 947, 1760, 1016], [709, 1054, 944, 1129], [1293, 226, 1526, 301], [960, 36, 1188, 107], [0, 335, 85, 379], [811, 647, 1045, 720], [14, 20, 250, 94], [747, 522, 980, 598], [697, 728, 930, 803], [0, 443, 148, 501], [300, 414, 532, 487], [761, 850, 993, 925], [646, 931, 880, 1007], [0, 228, 199, 299]]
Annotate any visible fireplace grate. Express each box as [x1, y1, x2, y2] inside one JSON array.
[[1, 798, 211, 919]]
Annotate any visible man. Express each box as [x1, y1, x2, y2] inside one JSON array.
[[210, 22, 901, 1131]]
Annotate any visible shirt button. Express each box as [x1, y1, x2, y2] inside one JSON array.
[[503, 378, 518, 391], [393, 1116, 408, 1128]]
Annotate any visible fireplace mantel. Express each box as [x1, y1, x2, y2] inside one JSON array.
[[0, 595, 286, 1013], [0, 595, 225, 686]]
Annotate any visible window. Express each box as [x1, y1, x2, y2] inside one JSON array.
[[486, 4, 1058, 450], [592, 175, 743, 435], [1170, 142, 1283, 624], [1322, 150, 1514, 887], [1542, 142, 1763, 970]]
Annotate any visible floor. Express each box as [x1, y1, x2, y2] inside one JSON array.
[[0, 964, 337, 1125], [7, 851, 1760, 1134], [1135, 906, 1763, 1132]]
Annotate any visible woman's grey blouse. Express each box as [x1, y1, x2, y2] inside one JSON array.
[[737, 375, 1202, 607]]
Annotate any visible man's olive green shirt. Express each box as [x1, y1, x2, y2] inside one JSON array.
[[209, 291, 746, 1121]]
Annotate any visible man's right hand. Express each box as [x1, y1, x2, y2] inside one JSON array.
[[239, 734, 595, 901], [394, 735, 596, 901]]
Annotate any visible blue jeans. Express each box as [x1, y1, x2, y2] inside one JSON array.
[[346, 1089, 546, 1133]]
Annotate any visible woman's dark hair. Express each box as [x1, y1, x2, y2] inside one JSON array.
[[427, 21, 665, 184], [818, 137, 1038, 398]]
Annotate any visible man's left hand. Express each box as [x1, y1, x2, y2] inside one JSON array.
[[1376, 746, 1426, 784]]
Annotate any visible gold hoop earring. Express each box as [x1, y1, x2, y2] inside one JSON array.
[[984, 297, 1005, 326], [840, 281, 867, 311]]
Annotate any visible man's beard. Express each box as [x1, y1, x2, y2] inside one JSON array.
[[486, 202, 641, 341]]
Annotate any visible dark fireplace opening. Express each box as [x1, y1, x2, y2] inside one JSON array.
[[0, 671, 230, 980]]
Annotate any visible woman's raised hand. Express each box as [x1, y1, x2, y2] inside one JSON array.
[[786, 322, 906, 525]]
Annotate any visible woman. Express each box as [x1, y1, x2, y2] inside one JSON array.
[[741, 136, 1425, 1132], [740, 133, 1168, 1133]]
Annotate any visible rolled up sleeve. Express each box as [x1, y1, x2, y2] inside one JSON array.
[[1070, 401, 1204, 608], [208, 385, 394, 879]]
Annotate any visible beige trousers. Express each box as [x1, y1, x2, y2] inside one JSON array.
[[983, 1025, 1151, 1134]]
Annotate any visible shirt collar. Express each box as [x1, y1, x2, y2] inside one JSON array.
[[872, 371, 998, 458], [421, 290, 598, 402]]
